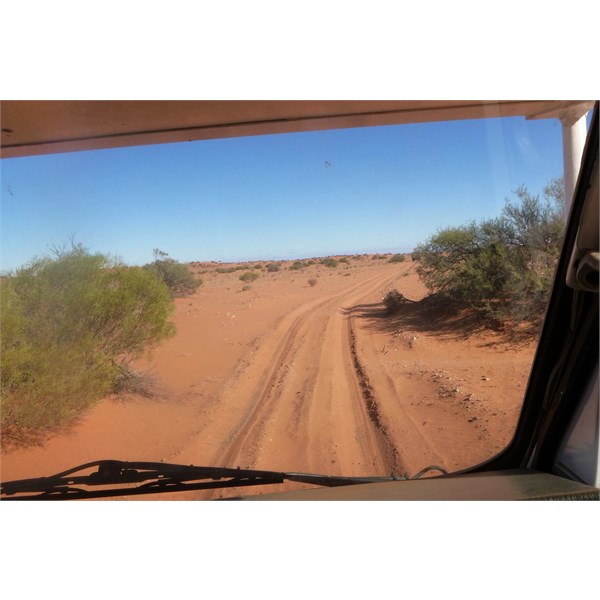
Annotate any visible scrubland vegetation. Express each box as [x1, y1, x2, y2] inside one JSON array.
[[239, 271, 259, 283], [144, 248, 202, 296], [0, 244, 201, 441], [411, 179, 563, 326], [320, 258, 338, 268], [1, 180, 561, 444]]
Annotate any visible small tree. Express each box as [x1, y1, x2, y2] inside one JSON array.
[[1, 244, 175, 438], [413, 179, 564, 324], [144, 249, 201, 297]]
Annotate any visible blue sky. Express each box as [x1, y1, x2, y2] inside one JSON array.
[[1, 115, 569, 271]]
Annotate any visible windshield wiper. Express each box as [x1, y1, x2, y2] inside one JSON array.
[[0, 460, 448, 500]]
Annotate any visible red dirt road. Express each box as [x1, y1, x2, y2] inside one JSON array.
[[0, 257, 536, 498]]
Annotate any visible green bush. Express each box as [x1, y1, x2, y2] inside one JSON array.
[[239, 271, 259, 282], [266, 263, 281, 272], [320, 258, 338, 268], [144, 249, 201, 296], [339, 257, 349, 264], [290, 261, 306, 271], [413, 179, 564, 324], [389, 254, 406, 263], [1, 244, 175, 439]]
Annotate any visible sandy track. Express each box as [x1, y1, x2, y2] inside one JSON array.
[[165, 268, 408, 492], [1, 258, 534, 497]]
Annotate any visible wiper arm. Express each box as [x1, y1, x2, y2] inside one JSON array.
[[0, 460, 448, 500], [0, 460, 287, 500]]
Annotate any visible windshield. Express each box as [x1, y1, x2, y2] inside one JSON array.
[[0, 108, 575, 499]]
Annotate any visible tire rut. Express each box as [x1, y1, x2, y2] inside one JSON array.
[[174, 267, 408, 494], [214, 274, 389, 468], [347, 322, 406, 475]]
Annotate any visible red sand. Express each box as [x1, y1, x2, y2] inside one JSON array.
[[0, 257, 537, 499]]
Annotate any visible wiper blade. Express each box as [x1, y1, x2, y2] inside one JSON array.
[[0, 460, 286, 500], [0, 460, 447, 500]]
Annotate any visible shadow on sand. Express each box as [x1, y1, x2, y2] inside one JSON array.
[[0, 421, 77, 452], [343, 294, 539, 346]]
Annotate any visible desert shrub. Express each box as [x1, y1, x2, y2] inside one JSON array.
[[266, 263, 281, 272], [383, 289, 412, 313], [239, 271, 259, 282], [413, 179, 564, 324], [1, 244, 175, 438], [320, 258, 338, 268], [339, 257, 349, 264], [389, 253, 406, 263], [253, 264, 263, 270], [308, 278, 318, 287], [241, 284, 252, 291], [216, 267, 236, 274], [144, 249, 201, 297], [290, 261, 306, 271]]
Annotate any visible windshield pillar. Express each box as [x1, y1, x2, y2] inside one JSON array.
[[561, 111, 589, 220]]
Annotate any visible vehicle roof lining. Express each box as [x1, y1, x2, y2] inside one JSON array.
[[1, 100, 595, 158]]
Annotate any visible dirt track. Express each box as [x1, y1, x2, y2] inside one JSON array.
[[173, 269, 404, 474], [0, 257, 535, 498]]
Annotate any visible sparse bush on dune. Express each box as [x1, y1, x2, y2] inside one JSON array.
[[144, 249, 201, 297], [308, 278, 318, 287], [290, 261, 306, 271], [389, 254, 406, 263], [320, 258, 338, 268], [413, 179, 564, 326], [339, 257, 349, 264], [266, 263, 281, 272], [1, 243, 175, 441], [383, 289, 413, 314], [239, 271, 259, 282]]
